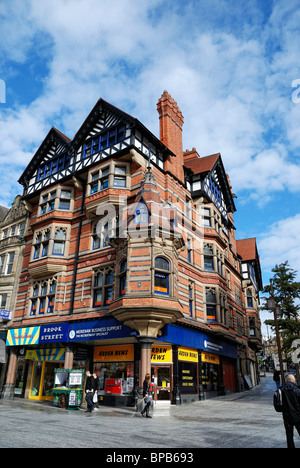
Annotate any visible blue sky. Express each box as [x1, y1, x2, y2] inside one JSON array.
[[0, 0, 300, 333]]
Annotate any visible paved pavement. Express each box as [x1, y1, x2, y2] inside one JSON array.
[[0, 373, 296, 449]]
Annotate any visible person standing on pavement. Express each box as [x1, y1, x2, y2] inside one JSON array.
[[141, 373, 152, 418], [273, 369, 281, 390], [85, 371, 95, 413], [93, 372, 100, 410], [281, 374, 300, 448]]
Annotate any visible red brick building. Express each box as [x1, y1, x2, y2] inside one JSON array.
[[3, 91, 263, 405]]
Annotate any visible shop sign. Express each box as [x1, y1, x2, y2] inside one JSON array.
[[39, 323, 68, 343], [151, 345, 172, 363], [6, 326, 40, 346], [201, 352, 220, 365], [94, 344, 134, 362], [68, 317, 133, 342], [25, 347, 66, 361], [178, 347, 198, 363], [159, 324, 238, 359], [0, 309, 11, 320]]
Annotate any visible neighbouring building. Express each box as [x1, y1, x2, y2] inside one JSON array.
[[3, 91, 263, 405], [0, 196, 28, 395], [236, 238, 263, 389]]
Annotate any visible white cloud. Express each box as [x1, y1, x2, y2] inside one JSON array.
[[0, 0, 300, 209], [258, 213, 300, 280]]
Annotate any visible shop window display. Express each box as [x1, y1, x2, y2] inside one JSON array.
[[93, 362, 134, 396], [201, 362, 220, 394]]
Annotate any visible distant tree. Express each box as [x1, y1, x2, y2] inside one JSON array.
[[263, 261, 300, 379]]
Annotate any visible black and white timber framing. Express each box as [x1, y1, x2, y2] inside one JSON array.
[[19, 98, 173, 198], [185, 155, 236, 223]]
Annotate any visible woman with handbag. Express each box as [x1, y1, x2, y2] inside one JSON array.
[[141, 373, 152, 418]]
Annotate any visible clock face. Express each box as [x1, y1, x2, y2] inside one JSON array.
[[203, 173, 228, 220]]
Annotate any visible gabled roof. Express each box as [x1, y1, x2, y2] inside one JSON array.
[[18, 127, 71, 185], [71, 98, 135, 148], [236, 237, 263, 290], [184, 152, 236, 213], [72, 98, 174, 156], [236, 238, 258, 262], [184, 153, 220, 175], [19, 98, 174, 190]]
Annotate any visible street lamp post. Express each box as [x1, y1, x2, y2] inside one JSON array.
[[267, 280, 285, 386]]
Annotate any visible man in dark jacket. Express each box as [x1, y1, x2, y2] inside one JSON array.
[[282, 374, 300, 448], [85, 371, 95, 413]]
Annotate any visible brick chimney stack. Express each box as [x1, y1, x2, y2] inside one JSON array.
[[157, 91, 184, 183]]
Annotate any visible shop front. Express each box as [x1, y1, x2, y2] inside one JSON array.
[[5, 323, 83, 401], [5, 317, 238, 406], [158, 322, 238, 401], [201, 351, 220, 398], [151, 345, 172, 401], [178, 347, 199, 403], [27, 347, 65, 400], [93, 344, 135, 406], [5, 317, 137, 404], [0, 332, 7, 395]]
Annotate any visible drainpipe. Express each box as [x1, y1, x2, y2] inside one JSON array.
[[69, 176, 86, 316]]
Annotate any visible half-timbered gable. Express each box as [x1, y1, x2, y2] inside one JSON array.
[[19, 127, 71, 197], [72, 98, 171, 177], [184, 152, 236, 222]]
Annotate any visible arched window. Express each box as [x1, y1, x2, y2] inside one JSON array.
[[119, 260, 127, 296], [135, 202, 148, 224], [154, 257, 169, 295]]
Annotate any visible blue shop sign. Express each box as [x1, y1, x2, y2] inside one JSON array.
[[0, 309, 11, 320], [39, 323, 69, 343], [159, 324, 238, 360], [68, 317, 134, 342]]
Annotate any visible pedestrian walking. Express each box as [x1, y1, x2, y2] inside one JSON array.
[[281, 374, 300, 448], [141, 373, 153, 418], [93, 372, 100, 410], [85, 371, 95, 413], [273, 369, 281, 390]]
